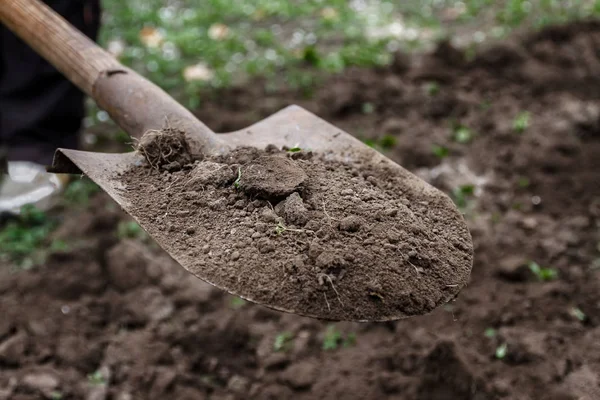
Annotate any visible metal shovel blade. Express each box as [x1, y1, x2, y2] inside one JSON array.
[[51, 105, 473, 322]]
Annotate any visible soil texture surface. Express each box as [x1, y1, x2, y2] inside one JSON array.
[[1, 21, 600, 400], [120, 144, 471, 321]]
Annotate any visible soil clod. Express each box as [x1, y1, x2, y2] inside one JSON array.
[[239, 155, 307, 200]]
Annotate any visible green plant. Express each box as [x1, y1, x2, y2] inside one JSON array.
[[323, 325, 342, 350], [302, 45, 321, 66], [114, 130, 131, 144], [116, 220, 148, 240], [230, 296, 246, 309], [322, 325, 356, 350], [518, 177, 530, 188], [274, 332, 294, 352], [484, 328, 497, 338], [50, 392, 63, 400], [287, 145, 302, 153], [343, 332, 357, 348], [63, 177, 100, 206], [424, 81, 440, 96], [452, 184, 475, 209], [453, 125, 475, 144], [570, 307, 586, 322], [87, 370, 106, 386], [0, 205, 60, 268], [363, 139, 377, 148], [233, 167, 242, 189], [361, 102, 375, 114], [275, 221, 287, 235], [362, 136, 398, 150], [380, 135, 397, 149], [513, 111, 531, 134], [432, 145, 449, 159], [495, 343, 508, 359], [528, 261, 558, 281]]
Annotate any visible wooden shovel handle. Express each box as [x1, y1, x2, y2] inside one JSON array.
[[0, 0, 218, 153]]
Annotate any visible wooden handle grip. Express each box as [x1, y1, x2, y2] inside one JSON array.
[[0, 0, 118, 96], [0, 0, 219, 152]]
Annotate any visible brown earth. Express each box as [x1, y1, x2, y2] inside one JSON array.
[[120, 144, 472, 321], [1, 21, 600, 400]]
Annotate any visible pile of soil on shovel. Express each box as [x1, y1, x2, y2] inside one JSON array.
[[1, 20, 600, 400], [119, 136, 472, 321]]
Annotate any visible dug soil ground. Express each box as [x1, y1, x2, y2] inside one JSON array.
[[1, 21, 600, 399]]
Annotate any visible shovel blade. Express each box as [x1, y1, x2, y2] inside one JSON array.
[[52, 105, 473, 322]]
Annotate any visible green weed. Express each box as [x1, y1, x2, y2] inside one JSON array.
[[495, 343, 508, 359], [63, 177, 100, 206], [363, 139, 377, 149], [570, 307, 586, 322], [50, 392, 63, 400], [528, 261, 558, 281], [116, 220, 148, 240], [518, 177, 530, 188], [322, 325, 356, 350], [274, 332, 294, 352], [230, 296, 246, 309], [323, 325, 342, 350], [484, 328, 497, 338], [453, 125, 475, 144], [424, 81, 440, 96], [361, 102, 375, 114], [363, 135, 397, 150], [233, 167, 242, 189], [380, 135, 397, 149], [432, 145, 449, 159], [87, 370, 106, 386], [114, 130, 131, 144], [0, 205, 62, 269], [452, 184, 475, 209], [275, 221, 287, 235], [513, 111, 531, 134]]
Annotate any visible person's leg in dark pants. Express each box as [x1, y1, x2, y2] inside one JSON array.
[[0, 0, 101, 214], [0, 0, 101, 165]]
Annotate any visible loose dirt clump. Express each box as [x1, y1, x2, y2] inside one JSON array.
[[118, 146, 472, 321], [239, 155, 308, 200], [135, 127, 193, 171]]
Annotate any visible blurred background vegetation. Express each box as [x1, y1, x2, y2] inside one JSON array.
[[89, 0, 600, 130]]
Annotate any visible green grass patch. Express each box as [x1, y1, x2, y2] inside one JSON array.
[[63, 177, 101, 206], [0, 205, 66, 269]]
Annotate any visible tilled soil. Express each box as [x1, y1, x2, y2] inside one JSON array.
[[2, 21, 600, 400]]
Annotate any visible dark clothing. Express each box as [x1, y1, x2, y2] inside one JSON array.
[[0, 0, 101, 165]]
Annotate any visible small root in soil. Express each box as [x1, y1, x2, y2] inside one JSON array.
[[135, 127, 193, 171]]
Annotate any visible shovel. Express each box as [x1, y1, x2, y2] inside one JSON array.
[[0, 0, 472, 322]]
